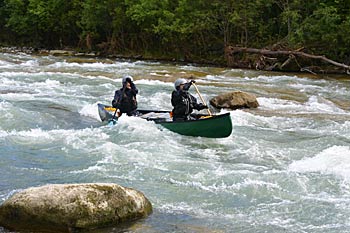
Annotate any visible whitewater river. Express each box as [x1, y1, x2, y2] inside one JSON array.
[[1, 52, 350, 233]]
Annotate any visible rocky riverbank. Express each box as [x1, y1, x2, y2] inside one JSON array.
[[2, 46, 349, 75]]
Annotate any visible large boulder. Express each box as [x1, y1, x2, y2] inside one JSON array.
[[0, 183, 152, 232], [210, 91, 259, 110]]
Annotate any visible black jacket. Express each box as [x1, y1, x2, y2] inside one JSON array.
[[112, 83, 138, 115], [171, 90, 205, 120]]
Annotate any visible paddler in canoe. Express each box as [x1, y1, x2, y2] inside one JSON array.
[[171, 78, 209, 121], [111, 75, 139, 117]]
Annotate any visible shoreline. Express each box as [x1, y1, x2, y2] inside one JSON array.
[[1, 46, 349, 76], [0, 46, 227, 68]]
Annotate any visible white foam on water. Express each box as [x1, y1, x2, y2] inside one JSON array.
[[133, 60, 161, 65], [258, 97, 304, 111], [135, 79, 172, 86], [0, 60, 12, 68], [79, 102, 102, 121], [198, 74, 242, 85], [304, 95, 346, 114], [166, 177, 264, 194], [0, 71, 78, 79], [69, 142, 118, 174], [31, 79, 61, 88], [290, 83, 326, 92], [289, 146, 350, 182], [0, 72, 79, 93], [0, 100, 12, 110], [178, 64, 205, 72], [204, 74, 223, 81], [251, 74, 306, 83], [0, 76, 62, 98], [3, 128, 54, 144], [231, 109, 292, 129], [68, 116, 186, 176], [0, 92, 36, 101], [157, 200, 241, 222], [2, 127, 109, 149], [157, 202, 216, 218], [0, 189, 22, 202], [0, 76, 21, 86], [335, 121, 350, 137], [116, 115, 162, 136], [0, 129, 8, 137], [149, 71, 170, 76], [83, 74, 113, 81], [138, 91, 171, 110], [258, 95, 347, 115], [48, 60, 137, 69], [21, 59, 39, 67], [63, 128, 110, 149]]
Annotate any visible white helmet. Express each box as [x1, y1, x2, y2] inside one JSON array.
[[174, 78, 187, 90], [122, 75, 133, 84]]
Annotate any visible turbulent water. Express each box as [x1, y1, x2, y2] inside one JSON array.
[[1, 52, 350, 233]]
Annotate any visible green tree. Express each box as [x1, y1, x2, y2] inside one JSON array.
[[4, 0, 81, 47], [4, 0, 31, 38], [0, 0, 9, 42], [79, 0, 141, 53], [293, 3, 341, 57], [1, 0, 350, 64]]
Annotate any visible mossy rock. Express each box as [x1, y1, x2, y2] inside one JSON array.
[[210, 91, 259, 110], [0, 183, 152, 232]]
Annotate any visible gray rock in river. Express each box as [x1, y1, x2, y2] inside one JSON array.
[[0, 183, 152, 232], [210, 91, 259, 110]]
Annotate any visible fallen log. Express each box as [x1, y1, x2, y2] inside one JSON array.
[[226, 46, 350, 74]]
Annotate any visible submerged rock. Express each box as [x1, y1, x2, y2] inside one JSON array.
[[210, 91, 259, 110], [0, 183, 152, 232], [48, 50, 74, 56]]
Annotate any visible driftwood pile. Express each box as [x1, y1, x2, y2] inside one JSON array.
[[225, 46, 350, 75]]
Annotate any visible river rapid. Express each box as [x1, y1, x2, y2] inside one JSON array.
[[1, 52, 350, 232]]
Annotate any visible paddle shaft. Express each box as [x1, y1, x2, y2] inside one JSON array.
[[111, 85, 127, 121], [111, 108, 118, 119], [192, 82, 212, 116]]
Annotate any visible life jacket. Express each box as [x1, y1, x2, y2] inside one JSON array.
[[171, 90, 192, 117], [118, 89, 137, 114]]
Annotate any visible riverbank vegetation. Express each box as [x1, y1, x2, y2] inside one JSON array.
[[0, 0, 349, 72]]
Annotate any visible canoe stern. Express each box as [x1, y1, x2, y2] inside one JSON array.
[[159, 113, 232, 138]]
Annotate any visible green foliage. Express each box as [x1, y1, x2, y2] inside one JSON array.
[[291, 2, 349, 59], [1, 0, 350, 62], [3, 0, 81, 47], [4, 0, 30, 35]]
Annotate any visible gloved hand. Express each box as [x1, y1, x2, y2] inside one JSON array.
[[190, 80, 196, 84], [183, 82, 192, 91], [112, 100, 118, 108], [198, 103, 208, 110]]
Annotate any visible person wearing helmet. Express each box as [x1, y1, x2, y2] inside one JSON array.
[[171, 78, 208, 121], [112, 75, 139, 116]]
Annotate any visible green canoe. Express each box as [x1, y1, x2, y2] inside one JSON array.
[[97, 103, 232, 138]]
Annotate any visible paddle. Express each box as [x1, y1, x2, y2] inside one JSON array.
[[107, 108, 118, 126], [192, 82, 212, 116]]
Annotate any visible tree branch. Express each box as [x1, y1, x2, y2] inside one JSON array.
[[227, 46, 350, 72]]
